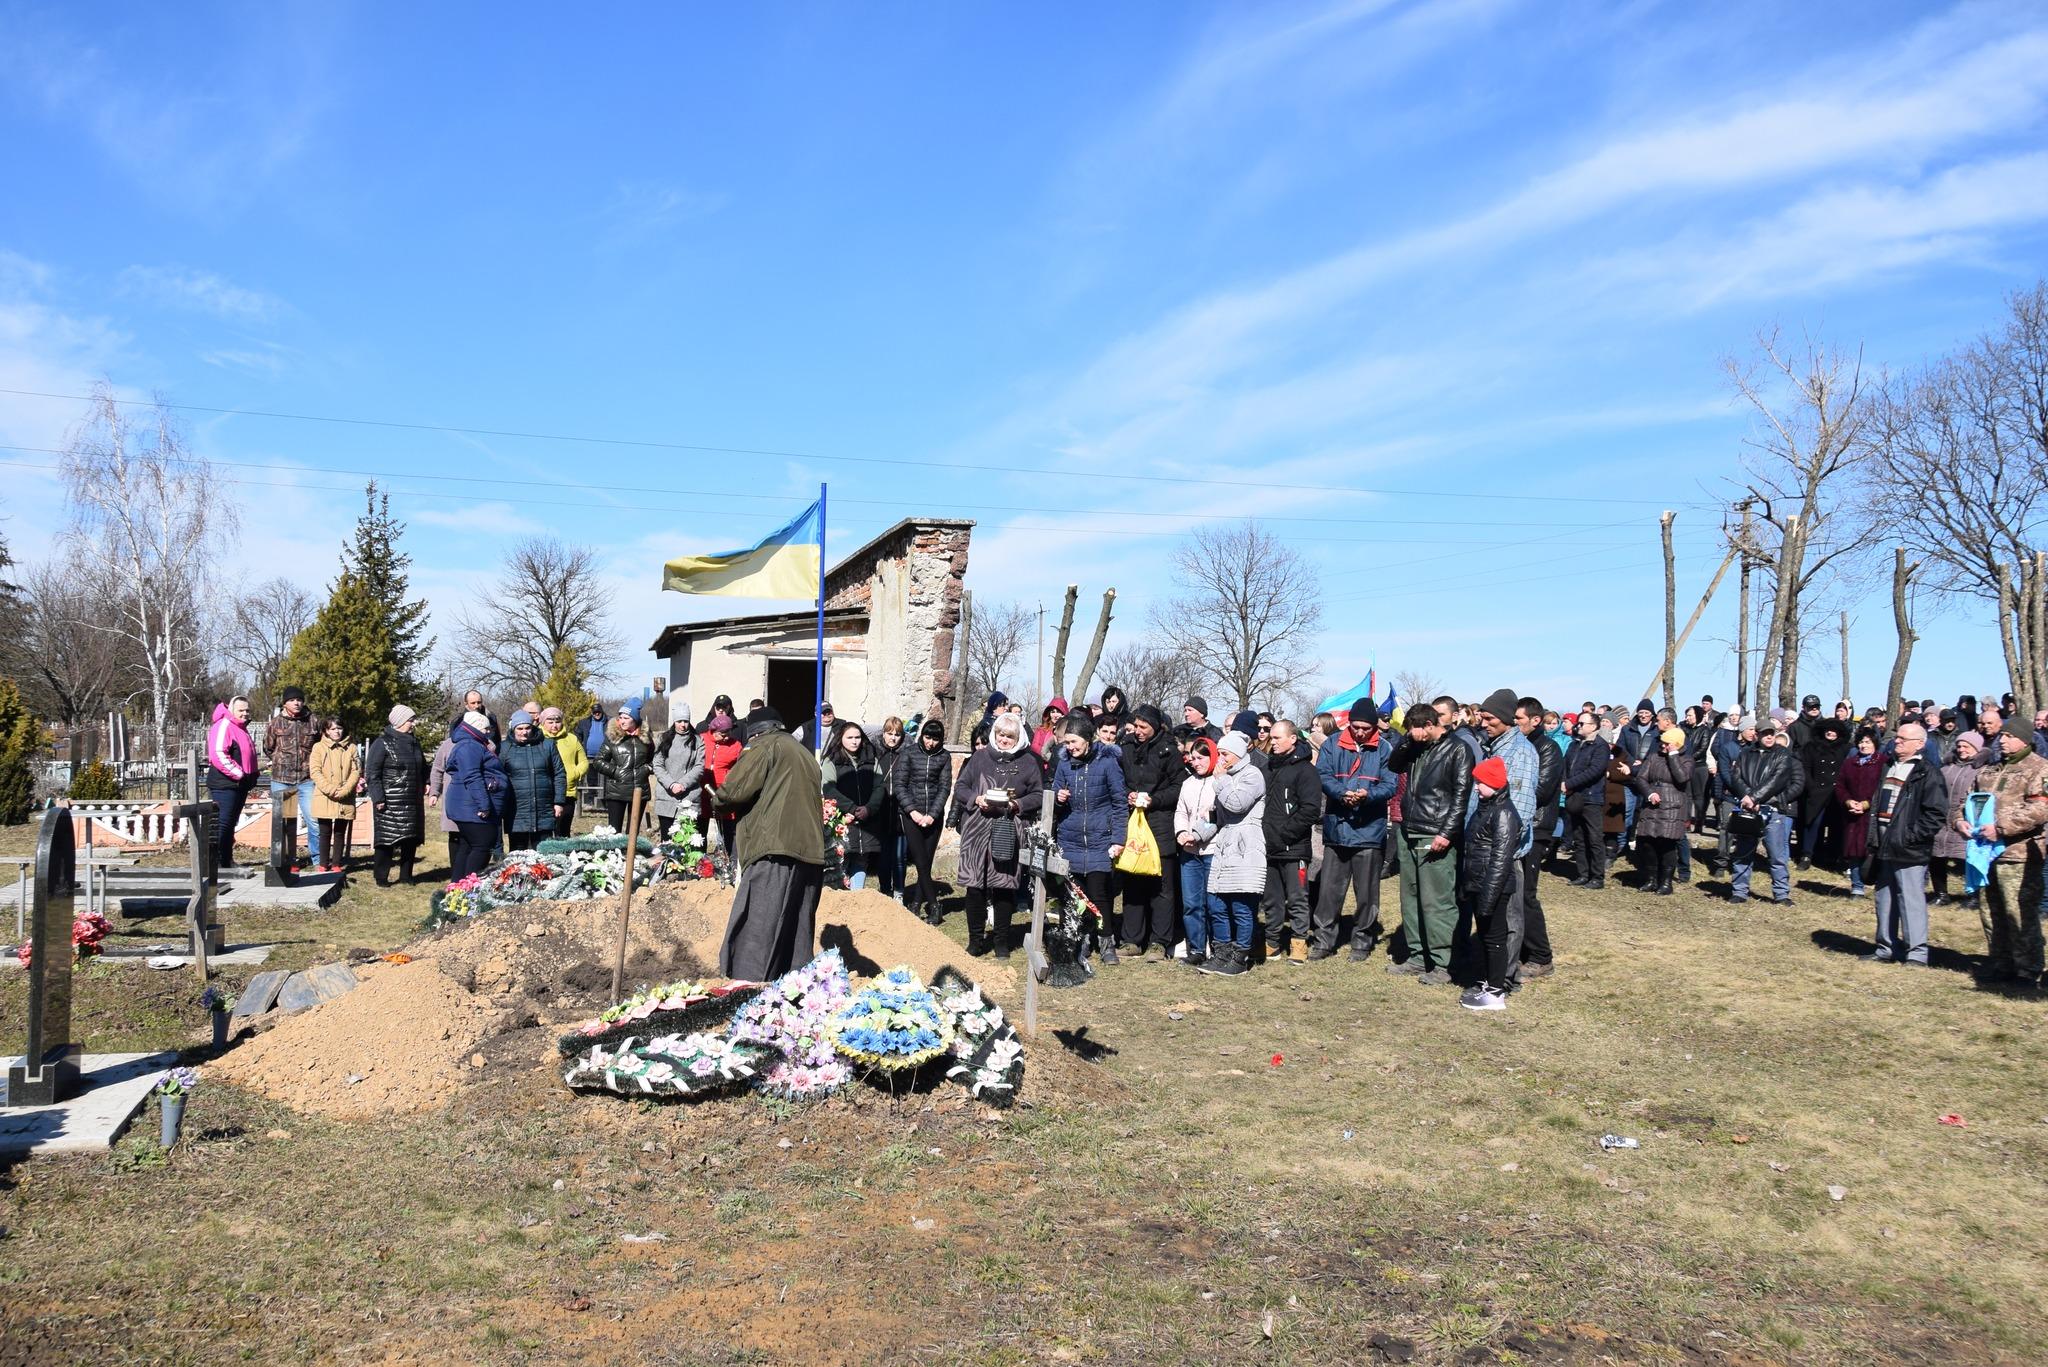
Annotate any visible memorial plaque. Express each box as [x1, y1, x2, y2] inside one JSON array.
[[6, 808, 82, 1107]]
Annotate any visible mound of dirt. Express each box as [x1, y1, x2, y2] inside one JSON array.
[[639, 881, 1019, 1004], [215, 880, 1023, 1120], [210, 961, 495, 1120]]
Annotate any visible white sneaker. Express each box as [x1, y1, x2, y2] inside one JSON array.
[[1459, 986, 1507, 1012]]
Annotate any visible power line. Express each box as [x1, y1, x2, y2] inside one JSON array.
[[0, 385, 1708, 509], [0, 456, 1715, 551], [0, 443, 1663, 532]]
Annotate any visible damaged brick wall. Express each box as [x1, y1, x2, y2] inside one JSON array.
[[825, 520, 972, 722]]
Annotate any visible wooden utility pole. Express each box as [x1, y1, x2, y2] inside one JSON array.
[[1640, 546, 1737, 708], [1048, 585, 1078, 701], [1885, 549, 1919, 728], [1660, 511, 1677, 712], [1035, 601, 1044, 714], [947, 591, 973, 738], [1839, 610, 1851, 707], [1070, 589, 1116, 706], [1735, 502, 1754, 713]]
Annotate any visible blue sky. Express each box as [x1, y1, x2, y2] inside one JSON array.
[[1, 1, 2044, 711]]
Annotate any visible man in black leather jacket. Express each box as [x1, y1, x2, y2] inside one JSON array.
[[1515, 698, 1562, 979], [1561, 713, 1610, 888], [1386, 703, 1471, 983], [1726, 719, 1806, 903], [1459, 756, 1523, 1011]]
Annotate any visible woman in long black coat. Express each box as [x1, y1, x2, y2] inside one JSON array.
[[1796, 719, 1851, 869], [365, 707, 429, 885], [820, 718, 886, 890]]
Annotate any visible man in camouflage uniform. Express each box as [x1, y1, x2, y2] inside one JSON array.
[[1952, 729, 2048, 986]]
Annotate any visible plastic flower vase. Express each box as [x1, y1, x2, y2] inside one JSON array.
[[210, 1008, 228, 1052], [160, 1095, 185, 1148]]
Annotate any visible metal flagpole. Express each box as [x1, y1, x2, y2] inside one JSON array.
[[814, 483, 827, 752]]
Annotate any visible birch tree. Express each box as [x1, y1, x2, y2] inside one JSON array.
[[59, 386, 237, 775]]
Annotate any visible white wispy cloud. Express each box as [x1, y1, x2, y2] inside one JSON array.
[[411, 501, 548, 536], [1588, 150, 2048, 311], [0, 9, 339, 214], [1008, 15, 2048, 472], [598, 181, 731, 246], [122, 266, 282, 323]]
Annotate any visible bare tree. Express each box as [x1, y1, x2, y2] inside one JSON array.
[[1390, 669, 1443, 714], [1867, 282, 2048, 720], [455, 537, 625, 698], [1724, 330, 1876, 708], [11, 553, 128, 732], [963, 598, 1032, 706], [58, 385, 237, 773], [221, 576, 315, 705], [1150, 520, 1322, 710], [1098, 639, 1208, 715]]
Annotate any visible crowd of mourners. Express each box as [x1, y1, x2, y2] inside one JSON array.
[[199, 676, 2048, 1008], [798, 684, 2048, 1011]]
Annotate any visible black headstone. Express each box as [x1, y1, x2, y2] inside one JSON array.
[[7, 808, 82, 1107]]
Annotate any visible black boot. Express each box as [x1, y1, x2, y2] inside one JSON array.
[[990, 900, 1014, 960], [966, 921, 988, 957]]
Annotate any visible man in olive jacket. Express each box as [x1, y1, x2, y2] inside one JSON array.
[[713, 708, 827, 980]]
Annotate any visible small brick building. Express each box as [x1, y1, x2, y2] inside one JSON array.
[[650, 518, 973, 732]]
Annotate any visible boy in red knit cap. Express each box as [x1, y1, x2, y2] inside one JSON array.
[[1460, 757, 1523, 1011]]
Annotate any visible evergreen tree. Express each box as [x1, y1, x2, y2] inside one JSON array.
[[341, 482, 435, 706], [278, 569, 401, 738], [0, 676, 44, 824], [533, 644, 599, 726]]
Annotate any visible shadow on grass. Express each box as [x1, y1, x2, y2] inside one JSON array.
[[1053, 1026, 1117, 1063], [1809, 927, 1985, 977]]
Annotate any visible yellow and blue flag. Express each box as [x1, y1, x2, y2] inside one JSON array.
[[661, 501, 822, 599]]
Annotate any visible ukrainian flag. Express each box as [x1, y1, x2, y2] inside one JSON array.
[[661, 500, 822, 599]]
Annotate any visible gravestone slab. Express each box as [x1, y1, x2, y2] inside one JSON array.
[[274, 961, 359, 1014], [232, 970, 291, 1020], [7, 808, 81, 1107], [0, 1051, 177, 1156]]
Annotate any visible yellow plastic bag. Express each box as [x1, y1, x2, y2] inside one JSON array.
[[1114, 810, 1161, 877]]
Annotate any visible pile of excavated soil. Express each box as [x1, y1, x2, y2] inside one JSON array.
[[214, 881, 1023, 1120], [210, 961, 495, 1120], [643, 881, 1019, 1004]]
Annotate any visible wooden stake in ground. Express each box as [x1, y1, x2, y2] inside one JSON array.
[[1070, 588, 1116, 706], [1022, 779, 1058, 1039], [609, 786, 647, 1002]]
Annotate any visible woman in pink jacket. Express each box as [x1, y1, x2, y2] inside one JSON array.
[[205, 697, 259, 869]]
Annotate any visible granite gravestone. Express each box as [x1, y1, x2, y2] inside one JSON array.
[[7, 807, 81, 1106]]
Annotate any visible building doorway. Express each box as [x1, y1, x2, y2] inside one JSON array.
[[766, 658, 819, 743]]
